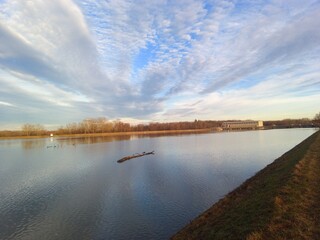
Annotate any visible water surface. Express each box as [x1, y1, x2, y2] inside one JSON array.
[[0, 128, 316, 239]]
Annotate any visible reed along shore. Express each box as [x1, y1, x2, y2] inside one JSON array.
[[172, 130, 320, 240]]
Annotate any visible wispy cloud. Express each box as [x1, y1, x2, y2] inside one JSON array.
[[0, 101, 14, 107], [0, 0, 319, 128]]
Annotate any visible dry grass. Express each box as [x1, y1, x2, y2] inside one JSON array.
[[257, 131, 320, 239], [172, 130, 320, 240]]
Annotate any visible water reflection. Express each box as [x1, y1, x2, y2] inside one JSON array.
[[56, 135, 133, 146], [0, 129, 317, 240], [21, 139, 47, 149], [3, 131, 213, 150]]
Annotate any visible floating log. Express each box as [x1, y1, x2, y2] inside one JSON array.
[[117, 151, 155, 163]]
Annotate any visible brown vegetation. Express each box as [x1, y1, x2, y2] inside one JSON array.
[[263, 118, 316, 129], [21, 123, 46, 136], [0, 116, 319, 138], [0, 118, 222, 138], [55, 118, 222, 134]]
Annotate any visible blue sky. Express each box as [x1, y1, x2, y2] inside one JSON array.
[[0, 0, 319, 129]]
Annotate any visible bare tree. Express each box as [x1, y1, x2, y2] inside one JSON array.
[[314, 112, 320, 124], [22, 124, 33, 136], [21, 124, 45, 136]]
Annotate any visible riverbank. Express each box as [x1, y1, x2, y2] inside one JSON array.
[[0, 128, 214, 140], [172, 130, 320, 239]]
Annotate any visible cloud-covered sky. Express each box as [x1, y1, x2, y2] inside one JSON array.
[[0, 0, 319, 129]]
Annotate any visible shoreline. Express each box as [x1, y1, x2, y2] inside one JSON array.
[[171, 130, 320, 239], [0, 128, 214, 140], [1, 127, 317, 140]]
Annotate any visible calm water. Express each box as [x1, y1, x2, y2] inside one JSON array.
[[0, 128, 317, 240]]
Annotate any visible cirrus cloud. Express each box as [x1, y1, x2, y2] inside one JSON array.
[[0, 0, 319, 129]]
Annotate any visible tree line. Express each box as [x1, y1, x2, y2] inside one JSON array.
[[0, 112, 319, 138], [263, 118, 318, 128], [55, 118, 222, 135]]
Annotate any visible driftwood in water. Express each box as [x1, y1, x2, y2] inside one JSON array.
[[117, 151, 155, 163]]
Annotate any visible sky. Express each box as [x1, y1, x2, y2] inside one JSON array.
[[0, 0, 319, 130]]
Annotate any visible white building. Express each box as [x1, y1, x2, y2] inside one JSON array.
[[222, 121, 263, 130]]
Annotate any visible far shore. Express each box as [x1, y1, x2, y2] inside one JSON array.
[[0, 128, 215, 140], [1, 126, 318, 140]]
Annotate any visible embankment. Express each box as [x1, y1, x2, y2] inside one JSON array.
[[172, 130, 320, 240]]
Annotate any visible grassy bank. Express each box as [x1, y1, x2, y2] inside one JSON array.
[[172, 130, 320, 240]]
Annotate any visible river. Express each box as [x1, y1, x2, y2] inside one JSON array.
[[0, 128, 317, 240]]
